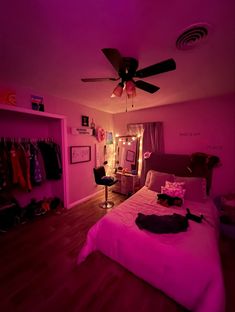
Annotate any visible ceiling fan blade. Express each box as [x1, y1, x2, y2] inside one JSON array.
[[135, 58, 176, 78], [135, 80, 160, 93], [81, 77, 119, 82], [101, 48, 124, 72]]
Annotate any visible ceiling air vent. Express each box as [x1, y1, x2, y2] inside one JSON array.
[[176, 24, 209, 50]]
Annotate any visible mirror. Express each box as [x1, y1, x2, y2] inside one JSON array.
[[115, 135, 139, 174]]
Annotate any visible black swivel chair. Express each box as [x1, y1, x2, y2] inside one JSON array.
[[93, 166, 117, 209]]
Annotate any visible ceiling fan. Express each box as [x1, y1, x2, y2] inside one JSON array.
[[81, 48, 176, 98]]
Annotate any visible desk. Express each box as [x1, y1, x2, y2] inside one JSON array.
[[112, 172, 139, 195]]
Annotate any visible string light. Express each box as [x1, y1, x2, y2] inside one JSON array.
[[138, 134, 143, 176], [116, 135, 135, 145], [115, 134, 142, 176]]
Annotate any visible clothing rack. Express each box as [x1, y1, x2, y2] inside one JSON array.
[[0, 138, 62, 194], [0, 103, 68, 208], [0, 137, 55, 143]]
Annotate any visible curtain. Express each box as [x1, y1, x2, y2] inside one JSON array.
[[142, 122, 164, 154], [127, 122, 164, 185], [127, 123, 144, 137]]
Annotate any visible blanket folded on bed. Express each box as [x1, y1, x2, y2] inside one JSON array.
[[135, 212, 188, 233]]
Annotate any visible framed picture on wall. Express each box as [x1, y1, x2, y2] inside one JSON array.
[[81, 115, 89, 127], [70, 146, 91, 164], [126, 150, 135, 162], [106, 131, 113, 144]]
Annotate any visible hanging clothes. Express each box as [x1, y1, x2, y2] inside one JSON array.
[[30, 142, 44, 185], [21, 142, 32, 191], [0, 138, 62, 192], [38, 141, 62, 180], [10, 143, 27, 190], [0, 140, 12, 190]]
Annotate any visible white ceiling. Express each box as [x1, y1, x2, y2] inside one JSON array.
[[1, 0, 235, 113]]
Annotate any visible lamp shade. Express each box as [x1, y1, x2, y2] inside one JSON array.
[[127, 89, 136, 98], [126, 80, 136, 96], [111, 83, 123, 97]]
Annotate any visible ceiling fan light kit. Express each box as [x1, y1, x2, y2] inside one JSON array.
[[127, 91, 136, 99], [126, 80, 136, 96], [111, 83, 124, 97], [81, 48, 176, 99]]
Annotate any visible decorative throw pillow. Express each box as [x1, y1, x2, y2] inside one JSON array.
[[161, 185, 186, 199], [165, 181, 185, 189], [148, 171, 175, 192], [174, 176, 207, 202]]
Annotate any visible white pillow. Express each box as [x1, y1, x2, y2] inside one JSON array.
[[145, 170, 153, 187], [174, 176, 207, 202], [148, 171, 175, 192]]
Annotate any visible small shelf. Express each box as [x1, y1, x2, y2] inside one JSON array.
[[0, 103, 66, 120]]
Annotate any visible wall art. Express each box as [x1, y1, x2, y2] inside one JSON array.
[[70, 146, 91, 164]]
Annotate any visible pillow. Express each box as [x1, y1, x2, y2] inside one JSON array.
[[161, 185, 186, 199], [165, 181, 185, 189], [145, 170, 153, 187], [174, 176, 207, 202], [148, 171, 175, 192]]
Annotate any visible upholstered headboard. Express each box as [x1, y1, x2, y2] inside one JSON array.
[[144, 152, 220, 194]]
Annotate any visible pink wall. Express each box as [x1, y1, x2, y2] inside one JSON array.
[[1, 80, 234, 201], [0, 82, 114, 206], [113, 94, 235, 197], [43, 94, 114, 205]]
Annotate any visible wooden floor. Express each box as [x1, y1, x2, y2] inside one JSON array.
[[0, 191, 234, 312]]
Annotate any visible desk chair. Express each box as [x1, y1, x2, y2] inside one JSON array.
[[93, 166, 117, 209]]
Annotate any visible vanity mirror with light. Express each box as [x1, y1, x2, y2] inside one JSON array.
[[115, 135, 140, 175]]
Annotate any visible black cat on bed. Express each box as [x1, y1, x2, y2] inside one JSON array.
[[157, 193, 183, 207], [186, 208, 204, 223]]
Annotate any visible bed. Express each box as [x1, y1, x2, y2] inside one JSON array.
[[78, 153, 225, 312]]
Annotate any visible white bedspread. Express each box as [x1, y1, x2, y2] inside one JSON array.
[[78, 187, 225, 312]]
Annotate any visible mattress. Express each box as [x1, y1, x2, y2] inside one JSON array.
[[78, 187, 225, 312]]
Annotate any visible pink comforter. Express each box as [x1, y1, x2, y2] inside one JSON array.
[[78, 187, 225, 312]]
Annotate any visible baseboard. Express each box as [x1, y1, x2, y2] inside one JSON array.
[[68, 189, 103, 209]]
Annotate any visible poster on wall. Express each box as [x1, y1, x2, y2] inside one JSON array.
[[31, 95, 44, 111], [70, 146, 91, 164], [81, 115, 89, 127], [106, 131, 113, 144]]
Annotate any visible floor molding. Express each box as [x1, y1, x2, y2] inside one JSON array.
[[68, 189, 103, 209]]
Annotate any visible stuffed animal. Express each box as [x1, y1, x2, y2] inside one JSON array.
[[157, 193, 183, 207]]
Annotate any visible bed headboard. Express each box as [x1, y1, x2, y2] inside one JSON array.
[[144, 152, 220, 194]]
